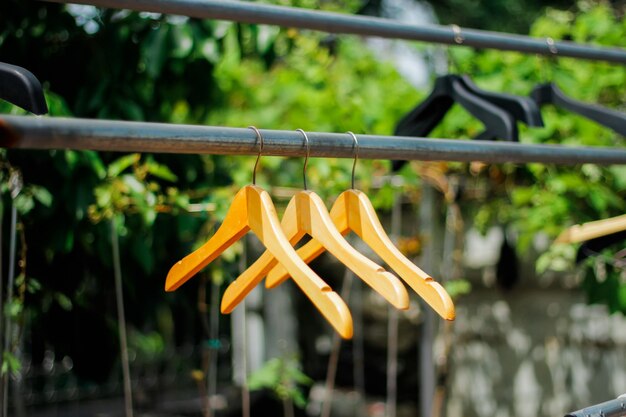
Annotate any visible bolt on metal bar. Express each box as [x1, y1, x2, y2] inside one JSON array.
[[42, 0, 626, 64], [2, 115, 626, 165]]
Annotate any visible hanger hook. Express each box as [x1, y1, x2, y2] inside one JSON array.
[[296, 129, 310, 190], [249, 126, 263, 185], [347, 131, 359, 189]]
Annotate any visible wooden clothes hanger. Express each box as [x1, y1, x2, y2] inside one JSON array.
[[555, 213, 626, 244], [165, 127, 353, 339], [266, 133, 455, 320], [225, 132, 455, 320], [221, 130, 409, 316]]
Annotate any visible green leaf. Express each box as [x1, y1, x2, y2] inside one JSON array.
[[55, 293, 73, 311], [108, 154, 141, 177], [146, 160, 178, 182], [94, 185, 112, 208], [14, 194, 35, 215], [31, 186, 53, 207], [171, 24, 194, 58], [444, 280, 472, 298], [82, 151, 107, 179], [143, 25, 170, 78], [5, 299, 23, 318], [121, 174, 146, 194], [27, 278, 42, 293], [2, 352, 22, 376]]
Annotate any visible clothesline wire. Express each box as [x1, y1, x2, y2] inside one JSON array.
[[2, 115, 626, 165], [42, 0, 626, 64]]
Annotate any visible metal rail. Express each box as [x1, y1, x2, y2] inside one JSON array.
[[42, 0, 626, 64], [565, 396, 626, 417], [2, 115, 626, 165]]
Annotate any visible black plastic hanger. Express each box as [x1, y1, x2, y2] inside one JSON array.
[[395, 74, 518, 141], [393, 74, 518, 170], [0, 62, 48, 115], [531, 83, 625, 136], [459, 75, 544, 128], [576, 230, 626, 263]]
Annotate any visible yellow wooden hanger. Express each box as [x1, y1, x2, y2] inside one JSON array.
[[221, 129, 409, 315], [165, 127, 353, 338], [266, 132, 455, 320], [555, 213, 626, 244]]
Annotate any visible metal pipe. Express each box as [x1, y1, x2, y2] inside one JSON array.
[[42, 0, 626, 64], [565, 396, 626, 417], [2, 115, 626, 165]]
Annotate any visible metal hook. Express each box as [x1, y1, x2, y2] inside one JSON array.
[[347, 131, 359, 189], [296, 129, 310, 190], [248, 126, 263, 185]]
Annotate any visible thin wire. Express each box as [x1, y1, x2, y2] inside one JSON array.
[[296, 129, 310, 190], [347, 131, 359, 190], [111, 218, 134, 417], [248, 126, 263, 185]]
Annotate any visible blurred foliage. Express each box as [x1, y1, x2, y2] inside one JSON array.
[[248, 357, 313, 410], [433, 1, 626, 312], [427, 0, 575, 33], [0, 0, 624, 389]]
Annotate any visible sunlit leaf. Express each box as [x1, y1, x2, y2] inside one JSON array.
[[108, 154, 140, 177]]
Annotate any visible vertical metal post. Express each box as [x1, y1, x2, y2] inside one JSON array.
[[352, 278, 366, 413], [386, 186, 403, 417], [232, 237, 250, 417], [321, 269, 353, 417], [0, 196, 4, 416], [2, 171, 21, 417], [110, 219, 134, 417], [1, 204, 17, 417], [207, 277, 220, 416], [419, 185, 437, 417]]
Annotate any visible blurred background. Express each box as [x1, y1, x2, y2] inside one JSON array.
[[0, 0, 625, 416]]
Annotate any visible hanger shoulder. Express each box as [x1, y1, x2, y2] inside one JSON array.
[[244, 186, 354, 338], [296, 191, 409, 310], [451, 77, 518, 141], [346, 190, 455, 320], [555, 213, 626, 244], [221, 197, 305, 313], [265, 193, 350, 288], [0, 62, 48, 115], [165, 186, 251, 291], [533, 83, 626, 136], [459, 75, 544, 127], [395, 85, 454, 138]]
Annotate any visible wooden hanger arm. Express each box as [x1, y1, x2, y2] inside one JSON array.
[[241, 186, 354, 338], [223, 197, 306, 310], [165, 187, 250, 291], [266, 192, 351, 287], [295, 191, 409, 310], [221, 212, 307, 314], [220, 251, 280, 314], [347, 190, 455, 320], [265, 238, 336, 288], [555, 214, 626, 244], [268, 190, 454, 320]]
